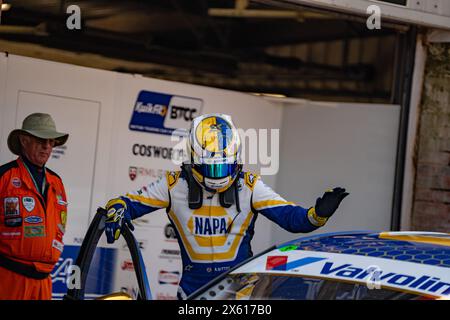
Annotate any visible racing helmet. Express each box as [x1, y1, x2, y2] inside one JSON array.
[[187, 113, 242, 192]]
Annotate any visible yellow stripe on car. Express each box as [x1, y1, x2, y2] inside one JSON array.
[[379, 232, 450, 247]]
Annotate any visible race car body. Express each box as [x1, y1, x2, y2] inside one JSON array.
[[188, 231, 450, 300]]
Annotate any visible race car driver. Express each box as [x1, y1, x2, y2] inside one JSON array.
[[104, 113, 349, 299]]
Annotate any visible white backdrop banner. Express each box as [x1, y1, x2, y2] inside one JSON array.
[[0, 55, 282, 299]]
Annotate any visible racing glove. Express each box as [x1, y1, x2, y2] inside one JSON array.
[[105, 198, 134, 244], [307, 187, 349, 227]]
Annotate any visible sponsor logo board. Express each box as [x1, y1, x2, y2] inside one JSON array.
[[129, 90, 203, 136], [121, 260, 134, 271], [158, 270, 180, 285], [129, 166, 165, 181]]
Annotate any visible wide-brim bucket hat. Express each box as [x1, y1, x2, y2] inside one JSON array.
[[7, 113, 69, 155]]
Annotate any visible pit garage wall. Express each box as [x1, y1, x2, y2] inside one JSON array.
[[410, 39, 450, 233], [268, 98, 400, 245], [0, 53, 280, 299]]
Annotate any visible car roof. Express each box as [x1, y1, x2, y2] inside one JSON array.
[[278, 231, 450, 268]]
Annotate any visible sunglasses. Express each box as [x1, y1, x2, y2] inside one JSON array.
[[27, 135, 57, 147]]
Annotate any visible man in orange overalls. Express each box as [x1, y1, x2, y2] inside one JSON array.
[[0, 113, 69, 300]]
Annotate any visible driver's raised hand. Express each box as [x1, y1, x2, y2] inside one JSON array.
[[307, 187, 349, 226], [105, 198, 134, 243]]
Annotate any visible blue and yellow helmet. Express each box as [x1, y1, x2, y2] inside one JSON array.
[[187, 113, 242, 192]]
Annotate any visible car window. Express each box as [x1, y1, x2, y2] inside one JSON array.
[[192, 273, 423, 300]]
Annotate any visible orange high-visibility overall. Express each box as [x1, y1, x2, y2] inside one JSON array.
[[0, 158, 67, 300]]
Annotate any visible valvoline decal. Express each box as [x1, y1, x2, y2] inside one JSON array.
[[129, 90, 203, 136]]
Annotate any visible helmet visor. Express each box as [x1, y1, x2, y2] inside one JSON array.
[[194, 162, 239, 179]]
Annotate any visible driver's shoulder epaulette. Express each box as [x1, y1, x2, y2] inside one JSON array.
[[242, 171, 259, 191], [166, 170, 181, 190]]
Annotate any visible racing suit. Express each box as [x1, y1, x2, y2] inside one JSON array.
[[0, 158, 68, 300], [120, 170, 323, 298]]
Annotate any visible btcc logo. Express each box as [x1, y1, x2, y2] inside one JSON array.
[[169, 106, 198, 121]]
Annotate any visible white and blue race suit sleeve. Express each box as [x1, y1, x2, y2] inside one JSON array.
[[121, 174, 171, 219], [252, 176, 321, 232]]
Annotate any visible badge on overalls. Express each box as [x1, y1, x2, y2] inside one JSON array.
[[4, 197, 20, 217], [22, 197, 36, 212], [11, 177, 21, 188], [57, 195, 68, 206], [61, 211, 67, 227]]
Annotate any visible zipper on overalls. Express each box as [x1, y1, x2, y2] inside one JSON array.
[[22, 161, 47, 211]]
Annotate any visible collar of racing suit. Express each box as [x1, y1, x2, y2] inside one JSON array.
[[20, 154, 46, 196]]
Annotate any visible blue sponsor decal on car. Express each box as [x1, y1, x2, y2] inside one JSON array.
[[266, 255, 327, 271], [281, 257, 327, 271], [129, 90, 203, 136], [319, 261, 450, 296]]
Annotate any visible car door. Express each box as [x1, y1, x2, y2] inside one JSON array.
[[64, 208, 152, 300]]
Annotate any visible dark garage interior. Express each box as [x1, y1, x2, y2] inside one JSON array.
[[0, 0, 412, 102]]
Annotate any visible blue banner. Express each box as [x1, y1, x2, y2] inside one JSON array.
[[129, 90, 203, 136]]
